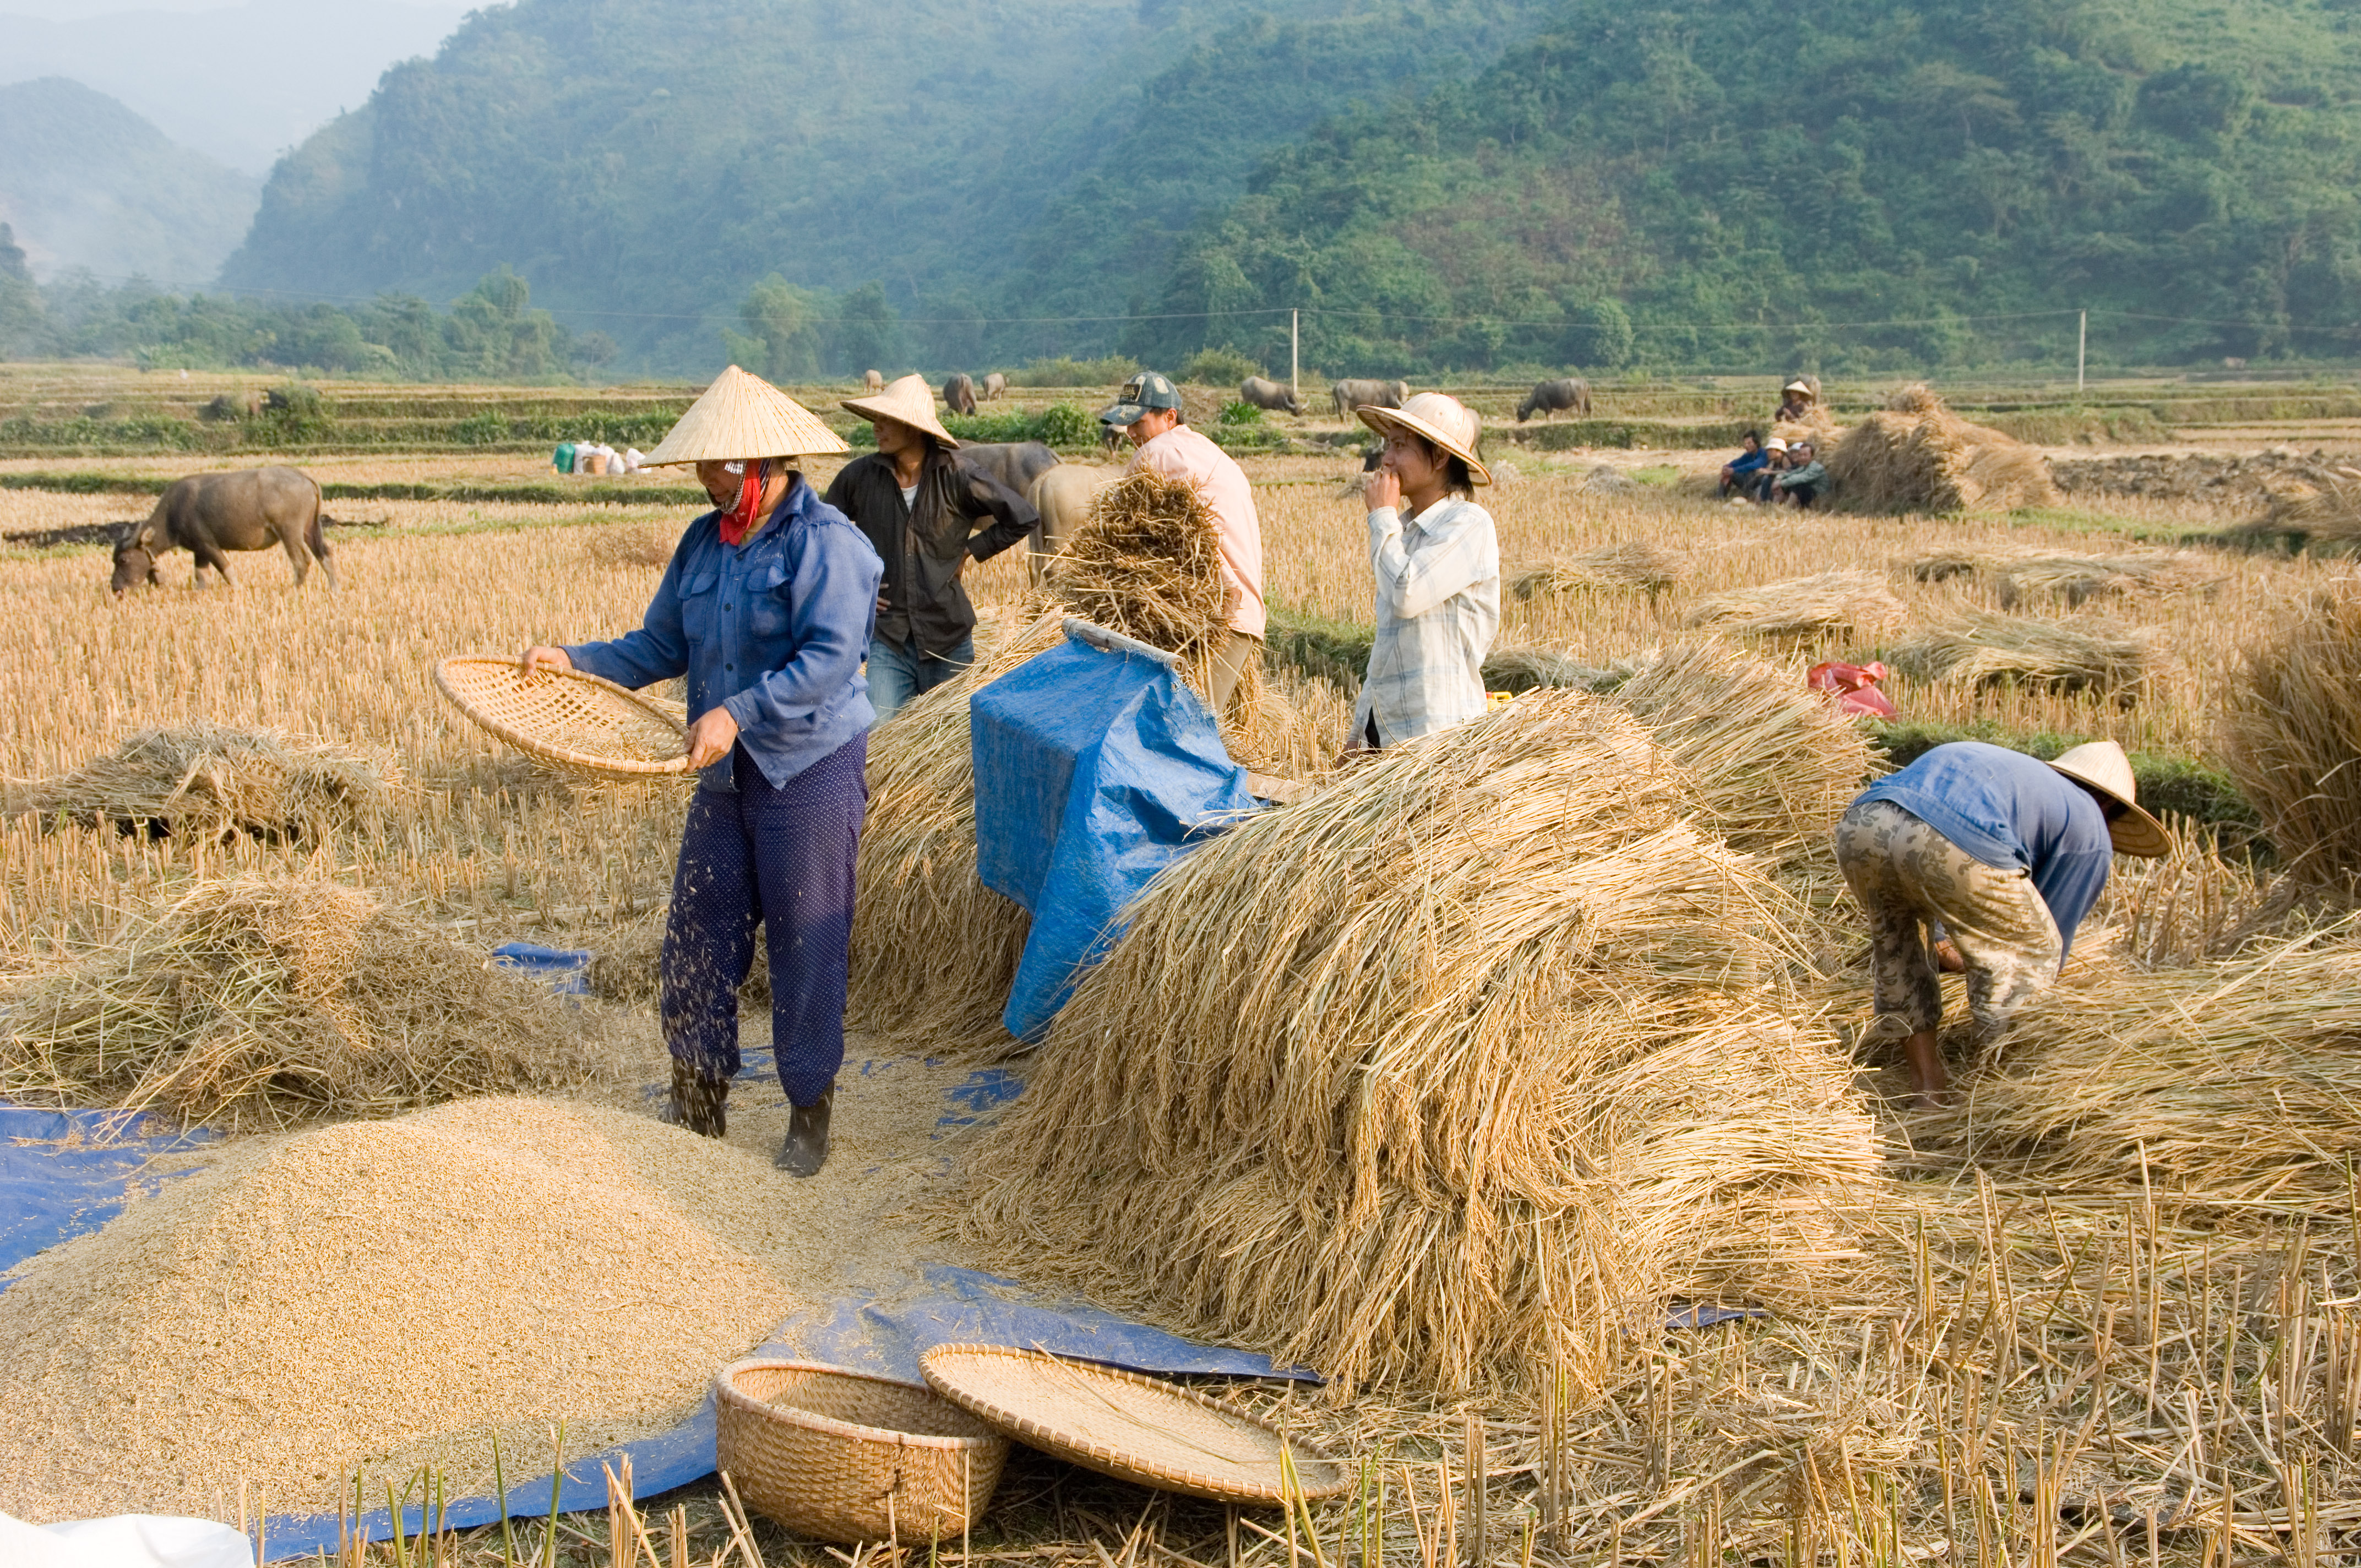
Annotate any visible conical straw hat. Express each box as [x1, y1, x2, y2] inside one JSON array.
[[642, 365, 849, 465], [841, 373, 960, 448], [2047, 741, 2169, 857]]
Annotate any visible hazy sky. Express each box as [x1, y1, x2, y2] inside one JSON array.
[[0, 0, 470, 171]]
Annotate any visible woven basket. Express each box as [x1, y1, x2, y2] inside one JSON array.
[[714, 1360, 1010, 1545], [919, 1345, 1347, 1505], [434, 655, 689, 776]]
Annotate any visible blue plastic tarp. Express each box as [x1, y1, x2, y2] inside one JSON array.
[[971, 628, 1259, 1041], [1, 1106, 212, 1283]]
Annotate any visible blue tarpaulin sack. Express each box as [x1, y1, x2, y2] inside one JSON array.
[[972, 619, 1260, 1041]]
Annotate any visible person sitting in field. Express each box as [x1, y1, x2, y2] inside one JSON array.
[[1775, 379, 1816, 424], [1769, 441, 1826, 508], [1348, 392, 1499, 750], [1744, 437, 1789, 502], [1833, 740, 2168, 1106], [1718, 431, 1767, 499]]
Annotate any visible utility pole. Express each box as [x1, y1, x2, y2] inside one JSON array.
[[2077, 309, 2087, 395], [1290, 309, 1300, 410]]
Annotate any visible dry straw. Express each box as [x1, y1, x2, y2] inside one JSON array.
[[587, 902, 770, 1005], [1888, 607, 2160, 698], [12, 721, 394, 842], [0, 872, 587, 1129], [1963, 921, 2361, 1207], [1905, 547, 2221, 608], [1826, 384, 2058, 513], [1681, 568, 1906, 642], [1042, 470, 1232, 691], [2220, 581, 2361, 889], [2233, 465, 2361, 554], [956, 691, 1881, 1395], [1509, 542, 1684, 598]]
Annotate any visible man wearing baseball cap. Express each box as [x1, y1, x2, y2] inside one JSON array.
[[1833, 739, 2170, 1106], [1098, 371, 1265, 711]]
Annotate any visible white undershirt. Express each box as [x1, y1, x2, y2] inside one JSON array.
[[899, 482, 918, 509]]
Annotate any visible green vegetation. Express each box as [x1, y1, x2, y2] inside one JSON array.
[[1132, 0, 2361, 377]]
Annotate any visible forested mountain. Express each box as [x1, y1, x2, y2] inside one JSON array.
[[0, 79, 261, 285], [1129, 0, 2361, 375], [214, 0, 1545, 373]]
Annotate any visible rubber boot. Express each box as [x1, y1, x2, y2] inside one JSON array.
[[662, 1059, 729, 1139], [776, 1089, 833, 1177]]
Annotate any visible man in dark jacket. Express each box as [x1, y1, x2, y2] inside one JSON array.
[[830, 374, 1038, 719]]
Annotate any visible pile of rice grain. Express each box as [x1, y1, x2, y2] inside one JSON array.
[[0, 1099, 808, 1522]]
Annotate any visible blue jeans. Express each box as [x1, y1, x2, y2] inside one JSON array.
[[866, 633, 976, 723], [661, 738, 867, 1107]]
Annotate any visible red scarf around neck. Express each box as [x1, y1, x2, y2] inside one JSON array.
[[719, 459, 773, 546]]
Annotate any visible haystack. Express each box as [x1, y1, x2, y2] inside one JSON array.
[[1905, 547, 2220, 608], [0, 873, 585, 1129], [1826, 385, 2058, 513], [2226, 467, 2361, 555], [1510, 542, 1684, 597], [1681, 569, 1906, 641], [955, 692, 1882, 1395], [1963, 923, 2361, 1207], [2220, 581, 2361, 886], [14, 721, 394, 841], [1889, 609, 2158, 698]]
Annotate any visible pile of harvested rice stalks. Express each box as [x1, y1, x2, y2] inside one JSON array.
[[1826, 384, 2059, 513], [1905, 547, 2220, 608], [11, 721, 394, 841], [2223, 465, 2361, 555], [1043, 470, 1232, 690], [1889, 608, 2158, 698], [1478, 646, 1627, 694], [1962, 921, 2361, 1207], [0, 872, 585, 1129], [956, 691, 1881, 1395], [1509, 542, 1683, 597], [2219, 580, 2361, 887], [1682, 568, 1906, 641]]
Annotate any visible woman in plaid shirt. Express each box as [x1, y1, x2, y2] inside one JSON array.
[[1351, 392, 1500, 748]]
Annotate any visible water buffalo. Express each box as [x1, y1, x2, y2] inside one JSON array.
[[943, 373, 978, 416], [981, 372, 1009, 401], [110, 466, 338, 596], [862, 369, 884, 391], [1331, 379, 1408, 416], [1025, 464, 1118, 581], [1517, 377, 1593, 422], [1239, 375, 1300, 415], [957, 441, 1060, 498]]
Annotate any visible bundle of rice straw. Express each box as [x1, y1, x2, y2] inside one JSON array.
[[1609, 642, 1878, 864], [1682, 569, 1906, 641], [955, 692, 1882, 1395], [1043, 469, 1232, 692], [1479, 646, 1626, 694], [586, 903, 770, 1004], [13, 721, 394, 841], [1889, 609, 2158, 698], [1510, 542, 1684, 598], [2226, 466, 2361, 556], [2220, 582, 2361, 886], [1962, 922, 2361, 1207], [1902, 547, 2219, 608], [0, 873, 585, 1129], [1826, 384, 2059, 513]]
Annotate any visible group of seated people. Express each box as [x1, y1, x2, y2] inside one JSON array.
[[1718, 431, 1826, 507]]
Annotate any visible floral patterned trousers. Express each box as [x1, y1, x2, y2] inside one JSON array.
[[1833, 799, 2063, 1041]]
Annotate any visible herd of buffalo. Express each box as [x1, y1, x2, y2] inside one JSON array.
[[102, 372, 1597, 596]]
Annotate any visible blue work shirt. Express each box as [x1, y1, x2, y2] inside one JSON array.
[[1853, 742, 2114, 960], [1728, 448, 1768, 476], [565, 475, 882, 792]]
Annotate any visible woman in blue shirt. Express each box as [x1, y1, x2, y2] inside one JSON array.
[[521, 367, 882, 1176], [1834, 740, 2168, 1106]]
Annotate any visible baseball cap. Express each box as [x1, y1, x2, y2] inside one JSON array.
[[1098, 371, 1183, 426]]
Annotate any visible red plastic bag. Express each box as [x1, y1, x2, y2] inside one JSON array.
[[1807, 659, 1897, 719]]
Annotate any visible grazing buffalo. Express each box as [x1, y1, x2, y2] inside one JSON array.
[[956, 440, 1060, 498], [1098, 422, 1125, 456], [1331, 378, 1408, 416], [1238, 375, 1300, 415], [981, 372, 1009, 401], [862, 369, 884, 391], [943, 373, 978, 416], [111, 466, 338, 597], [1517, 377, 1593, 422], [1025, 464, 1119, 581]]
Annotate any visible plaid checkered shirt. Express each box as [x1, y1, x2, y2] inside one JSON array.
[[1351, 497, 1500, 746]]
